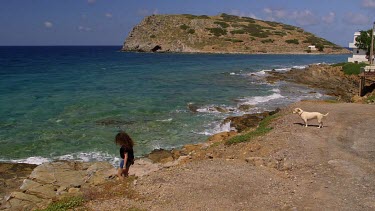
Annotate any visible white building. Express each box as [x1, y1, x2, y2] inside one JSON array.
[[348, 32, 368, 63], [308, 45, 317, 51]]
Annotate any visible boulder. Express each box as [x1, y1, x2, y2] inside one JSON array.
[[2, 161, 116, 211], [224, 109, 280, 132], [147, 149, 174, 163]]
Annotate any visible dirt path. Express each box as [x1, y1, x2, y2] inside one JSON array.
[[86, 101, 375, 211]]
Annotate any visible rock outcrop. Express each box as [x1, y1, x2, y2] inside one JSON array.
[[1, 161, 116, 210], [224, 109, 280, 132], [123, 13, 350, 54], [265, 64, 359, 102], [0, 156, 193, 210]]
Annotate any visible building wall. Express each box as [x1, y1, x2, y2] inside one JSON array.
[[348, 32, 367, 63]]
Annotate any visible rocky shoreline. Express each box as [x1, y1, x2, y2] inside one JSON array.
[[266, 64, 360, 102], [0, 63, 363, 210]]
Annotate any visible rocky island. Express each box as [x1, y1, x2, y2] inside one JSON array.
[[123, 13, 350, 54]]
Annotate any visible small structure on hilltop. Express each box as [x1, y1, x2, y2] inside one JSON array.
[[348, 32, 368, 63]]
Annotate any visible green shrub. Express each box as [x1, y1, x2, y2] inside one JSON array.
[[282, 25, 296, 30], [285, 39, 299, 44], [242, 17, 256, 23], [224, 38, 243, 43], [225, 114, 279, 145], [187, 29, 195, 34], [251, 31, 270, 38], [231, 23, 246, 28], [198, 15, 210, 19], [303, 35, 335, 46], [273, 31, 287, 36], [230, 29, 246, 34], [306, 49, 312, 53], [367, 95, 375, 103], [332, 62, 367, 75], [206, 27, 227, 36], [180, 24, 189, 30], [214, 21, 230, 28], [246, 23, 262, 32], [264, 21, 279, 27], [315, 43, 324, 51], [150, 35, 156, 38], [231, 39, 244, 43], [183, 14, 210, 19], [261, 39, 274, 43], [220, 13, 240, 21], [36, 196, 84, 211]]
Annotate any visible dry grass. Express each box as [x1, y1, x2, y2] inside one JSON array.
[[81, 176, 141, 202]]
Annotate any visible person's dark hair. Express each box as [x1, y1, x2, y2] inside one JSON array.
[[115, 131, 134, 148]]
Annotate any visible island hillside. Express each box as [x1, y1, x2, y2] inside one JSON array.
[[122, 13, 350, 54]]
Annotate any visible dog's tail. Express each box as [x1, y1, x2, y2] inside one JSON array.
[[323, 112, 329, 117]]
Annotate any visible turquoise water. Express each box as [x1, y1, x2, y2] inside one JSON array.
[[0, 46, 348, 164]]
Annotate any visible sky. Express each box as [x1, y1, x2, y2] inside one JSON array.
[[1, 0, 375, 46]]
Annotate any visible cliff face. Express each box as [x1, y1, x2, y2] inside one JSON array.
[[122, 14, 350, 54]]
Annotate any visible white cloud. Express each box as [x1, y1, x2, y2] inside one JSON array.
[[322, 12, 335, 24], [290, 10, 319, 26], [263, 8, 320, 26], [362, 0, 375, 7], [263, 8, 272, 14], [343, 12, 369, 25], [44, 21, 53, 28], [263, 8, 287, 19], [105, 13, 113, 18], [229, 9, 260, 19], [78, 26, 92, 31], [87, 0, 95, 4]]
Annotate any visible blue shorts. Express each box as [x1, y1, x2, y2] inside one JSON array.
[[120, 159, 132, 169]]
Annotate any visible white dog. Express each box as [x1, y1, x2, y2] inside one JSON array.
[[293, 108, 329, 128]]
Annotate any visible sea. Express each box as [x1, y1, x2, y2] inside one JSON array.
[[0, 46, 348, 165]]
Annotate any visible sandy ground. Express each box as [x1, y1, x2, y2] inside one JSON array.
[[86, 101, 375, 211]]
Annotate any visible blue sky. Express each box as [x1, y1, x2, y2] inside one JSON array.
[[1, 0, 375, 46]]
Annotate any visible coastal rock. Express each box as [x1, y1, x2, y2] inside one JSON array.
[[224, 110, 279, 132], [266, 65, 358, 102], [131, 158, 162, 177], [0, 163, 37, 203], [238, 104, 254, 112], [1, 161, 116, 211], [187, 103, 199, 113], [206, 131, 237, 143], [147, 149, 174, 163]]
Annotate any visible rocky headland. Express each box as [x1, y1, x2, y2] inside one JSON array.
[[123, 14, 350, 54], [2, 64, 375, 210]]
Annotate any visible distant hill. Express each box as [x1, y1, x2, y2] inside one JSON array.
[[122, 13, 350, 54]]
